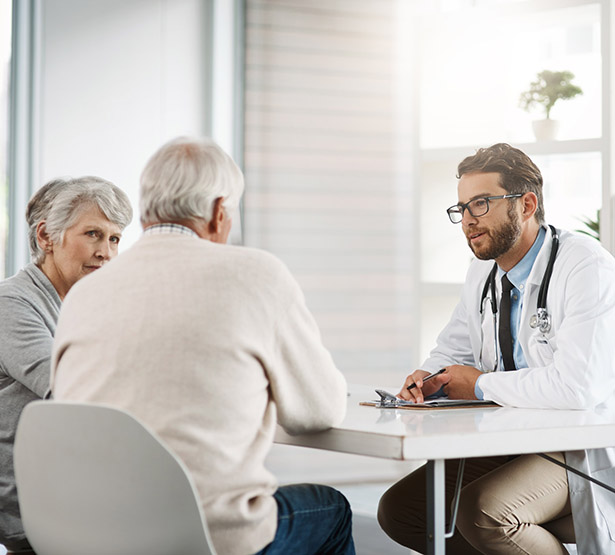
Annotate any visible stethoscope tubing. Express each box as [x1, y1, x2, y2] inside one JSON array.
[[536, 225, 559, 310], [479, 225, 559, 371]]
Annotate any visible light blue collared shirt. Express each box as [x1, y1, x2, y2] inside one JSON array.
[[475, 226, 547, 399]]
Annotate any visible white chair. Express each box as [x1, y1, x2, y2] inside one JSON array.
[[14, 401, 217, 555]]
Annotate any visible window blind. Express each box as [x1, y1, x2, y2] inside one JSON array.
[[243, 0, 418, 384]]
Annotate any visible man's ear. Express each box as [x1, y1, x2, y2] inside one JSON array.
[[209, 198, 226, 234], [36, 221, 53, 252], [521, 192, 538, 221]]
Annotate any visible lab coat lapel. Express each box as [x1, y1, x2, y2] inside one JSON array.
[[518, 225, 553, 352]]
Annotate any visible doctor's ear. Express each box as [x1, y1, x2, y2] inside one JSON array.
[[520, 192, 538, 220]]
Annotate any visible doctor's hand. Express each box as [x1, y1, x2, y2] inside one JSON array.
[[441, 365, 481, 400], [398, 370, 449, 404]]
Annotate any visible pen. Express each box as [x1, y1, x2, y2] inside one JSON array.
[[406, 368, 446, 391]]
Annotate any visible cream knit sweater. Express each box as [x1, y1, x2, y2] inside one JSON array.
[[51, 232, 347, 555]]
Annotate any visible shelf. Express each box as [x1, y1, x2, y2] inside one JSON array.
[[419, 0, 602, 21], [420, 138, 604, 163]]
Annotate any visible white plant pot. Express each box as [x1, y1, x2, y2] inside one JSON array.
[[532, 119, 559, 141]]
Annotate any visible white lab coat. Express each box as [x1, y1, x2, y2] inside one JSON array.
[[422, 225, 615, 555]]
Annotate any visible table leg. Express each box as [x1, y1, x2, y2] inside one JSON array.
[[426, 459, 446, 555]]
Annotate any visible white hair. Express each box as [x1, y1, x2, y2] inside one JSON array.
[[27, 176, 133, 264], [139, 136, 244, 225]]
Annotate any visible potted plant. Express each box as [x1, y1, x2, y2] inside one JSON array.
[[519, 70, 583, 141], [576, 209, 600, 241]]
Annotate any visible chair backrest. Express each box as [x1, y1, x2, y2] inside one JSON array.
[[14, 401, 216, 555]]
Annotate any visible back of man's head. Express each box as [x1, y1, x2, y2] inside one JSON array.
[[139, 137, 244, 226]]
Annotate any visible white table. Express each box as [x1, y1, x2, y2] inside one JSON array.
[[274, 385, 615, 554]]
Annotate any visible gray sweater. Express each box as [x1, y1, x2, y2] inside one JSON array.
[[0, 263, 60, 551]]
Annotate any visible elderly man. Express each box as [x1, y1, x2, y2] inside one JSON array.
[[50, 137, 355, 555]]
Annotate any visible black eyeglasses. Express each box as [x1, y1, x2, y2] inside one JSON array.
[[446, 194, 523, 224]]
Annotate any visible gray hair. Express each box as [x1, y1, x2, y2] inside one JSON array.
[[27, 176, 133, 264], [139, 136, 244, 226]]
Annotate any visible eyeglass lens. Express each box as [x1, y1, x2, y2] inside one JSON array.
[[448, 198, 490, 223]]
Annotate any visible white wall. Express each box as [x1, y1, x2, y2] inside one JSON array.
[[33, 0, 414, 488], [38, 0, 210, 247]]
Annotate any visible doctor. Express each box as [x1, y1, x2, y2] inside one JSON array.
[[377, 143, 615, 555]]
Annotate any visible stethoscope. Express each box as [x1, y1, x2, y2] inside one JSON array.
[[478, 224, 559, 372]]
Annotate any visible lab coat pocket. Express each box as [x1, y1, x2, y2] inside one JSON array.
[[527, 333, 555, 367]]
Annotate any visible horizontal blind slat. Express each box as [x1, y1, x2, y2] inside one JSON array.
[[244, 0, 417, 380]]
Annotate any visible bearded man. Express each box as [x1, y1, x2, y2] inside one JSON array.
[[377, 143, 615, 555]]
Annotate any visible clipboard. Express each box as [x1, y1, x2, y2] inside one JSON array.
[[361, 389, 500, 410]]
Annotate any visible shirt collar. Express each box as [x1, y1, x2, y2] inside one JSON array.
[[498, 225, 546, 289], [143, 223, 199, 239]]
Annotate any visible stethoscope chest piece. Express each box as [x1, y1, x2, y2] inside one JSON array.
[[529, 308, 552, 334], [480, 225, 559, 367]]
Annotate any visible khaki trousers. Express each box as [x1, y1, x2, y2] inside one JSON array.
[[377, 453, 575, 554]]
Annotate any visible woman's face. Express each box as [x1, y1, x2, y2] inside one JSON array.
[[39, 204, 123, 299]]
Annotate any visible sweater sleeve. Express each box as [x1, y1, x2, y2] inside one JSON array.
[[265, 266, 347, 435], [0, 295, 53, 398]]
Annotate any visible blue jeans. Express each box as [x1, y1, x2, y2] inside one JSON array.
[[254, 483, 355, 555]]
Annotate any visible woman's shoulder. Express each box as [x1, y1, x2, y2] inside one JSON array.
[[0, 265, 34, 296], [0, 264, 60, 309]]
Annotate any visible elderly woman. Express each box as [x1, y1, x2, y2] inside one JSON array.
[[0, 176, 133, 554]]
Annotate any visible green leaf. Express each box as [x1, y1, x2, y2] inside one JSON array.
[[574, 209, 600, 241], [519, 70, 583, 119]]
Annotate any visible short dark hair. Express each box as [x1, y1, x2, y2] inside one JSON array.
[[457, 143, 545, 224]]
